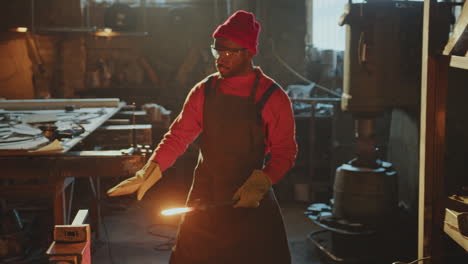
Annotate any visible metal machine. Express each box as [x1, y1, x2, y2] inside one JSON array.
[[306, 0, 451, 262]]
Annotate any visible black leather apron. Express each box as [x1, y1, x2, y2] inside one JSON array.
[[169, 70, 291, 264]]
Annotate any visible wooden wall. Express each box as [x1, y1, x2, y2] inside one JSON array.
[[0, 0, 84, 99], [0, 0, 307, 115], [0, 34, 35, 99]]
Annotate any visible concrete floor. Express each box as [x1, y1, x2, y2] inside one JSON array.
[[92, 187, 322, 264]]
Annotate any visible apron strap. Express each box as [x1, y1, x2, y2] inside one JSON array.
[[204, 75, 216, 97], [256, 82, 280, 124], [249, 69, 261, 101]]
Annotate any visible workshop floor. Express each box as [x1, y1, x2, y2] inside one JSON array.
[[92, 183, 322, 264]]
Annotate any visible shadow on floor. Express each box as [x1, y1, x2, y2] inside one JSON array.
[[92, 185, 322, 264]]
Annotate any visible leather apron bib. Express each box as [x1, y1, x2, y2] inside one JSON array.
[[169, 70, 291, 264]]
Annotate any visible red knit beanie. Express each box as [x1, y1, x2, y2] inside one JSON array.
[[212, 10, 261, 55]]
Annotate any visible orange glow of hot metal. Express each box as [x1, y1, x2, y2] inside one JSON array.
[[161, 207, 194, 216]]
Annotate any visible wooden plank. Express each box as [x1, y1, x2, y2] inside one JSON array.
[[48, 255, 78, 263], [449, 55, 468, 70], [443, 0, 468, 56], [444, 208, 467, 232], [71, 209, 89, 226], [67, 150, 135, 156], [447, 195, 468, 213], [104, 118, 130, 125], [114, 110, 151, 124], [419, 54, 449, 263], [54, 179, 66, 225], [46, 241, 89, 257], [54, 177, 75, 225], [97, 124, 152, 130], [83, 124, 152, 148], [115, 110, 147, 116], [47, 240, 91, 264], [89, 176, 102, 240], [419, 1, 431, 256], [444, 208, 468, 251], [420, 1, 436, 261], [0, 98, 121, 110], [444, 224, 468, 251]]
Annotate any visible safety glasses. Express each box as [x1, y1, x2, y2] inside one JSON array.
[[210, 45, 247, 59]]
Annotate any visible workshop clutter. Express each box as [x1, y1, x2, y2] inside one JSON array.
[[142, 103, 171, 124]]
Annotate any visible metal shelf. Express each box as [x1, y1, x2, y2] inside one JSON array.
[[36, 27, 97, 33], [35, 27, 148, 37]]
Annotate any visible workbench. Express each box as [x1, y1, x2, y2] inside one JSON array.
[[0, 99, 147, 233]]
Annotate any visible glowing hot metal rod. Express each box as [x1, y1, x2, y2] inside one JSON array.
[[161, 200, 238, 216], [161, 207, 194, 216]]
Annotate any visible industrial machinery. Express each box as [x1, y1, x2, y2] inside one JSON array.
[[307, 0, 452, 263]]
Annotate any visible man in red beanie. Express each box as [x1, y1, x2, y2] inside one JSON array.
[[107, 10, 296, 264]]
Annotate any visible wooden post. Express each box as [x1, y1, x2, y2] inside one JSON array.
[[54, 178, 66, 225], [419, 54, 449, 264], [419, 1, 449, 263]]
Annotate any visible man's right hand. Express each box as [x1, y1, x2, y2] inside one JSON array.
[[107, 161, 162, 201]]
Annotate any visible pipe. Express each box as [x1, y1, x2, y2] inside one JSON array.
[[31, 0, 35, 33], [226, 0, 231, 15]]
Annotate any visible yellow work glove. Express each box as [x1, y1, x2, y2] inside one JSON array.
[[232, 170, 272, 208], [107, 161, 162, 201]]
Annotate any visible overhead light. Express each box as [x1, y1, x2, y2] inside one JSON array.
[[11, 27, 28, 33], [94, 27, 118, 37]]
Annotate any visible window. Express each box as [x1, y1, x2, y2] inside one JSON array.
[[310, 0, 426, 51], [311, 0, 349, 51]]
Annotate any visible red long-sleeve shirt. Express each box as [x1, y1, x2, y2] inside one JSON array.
[[152, 68, 297, 184]]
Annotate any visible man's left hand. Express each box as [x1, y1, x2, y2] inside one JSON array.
[[232, 170, 272, 208]]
